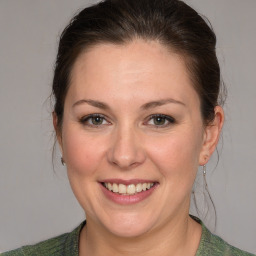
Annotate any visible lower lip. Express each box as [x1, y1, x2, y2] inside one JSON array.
[[100, 183, 158, 205]]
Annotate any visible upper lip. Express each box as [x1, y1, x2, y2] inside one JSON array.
[[99, 179, 158, 185]]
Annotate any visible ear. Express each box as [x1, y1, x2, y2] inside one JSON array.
[[52, 112, 63, 155], [199, 106, 224, 165]]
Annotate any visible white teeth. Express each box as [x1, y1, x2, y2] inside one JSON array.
[[136, 183, 142, 193], [112, 183, 118, 193], [127, 184, 136, 194], [107, 183, 112, 191], [118, 184, 126, 194], [104, 182, 155, 195]]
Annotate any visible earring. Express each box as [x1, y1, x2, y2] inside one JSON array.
[[61, 157, 66, 166], [202, 164, 217, 229], [203, 165, 207, 189]]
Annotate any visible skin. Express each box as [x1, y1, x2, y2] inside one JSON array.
[[53, 39, 224, 256]]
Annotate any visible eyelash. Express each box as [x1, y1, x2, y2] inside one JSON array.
[[79, 114, 175, 128], [145, 114, 175, 128], [79, 114, 110, 127]]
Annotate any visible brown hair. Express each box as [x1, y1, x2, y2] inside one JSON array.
[[52, 0, 225, 132]]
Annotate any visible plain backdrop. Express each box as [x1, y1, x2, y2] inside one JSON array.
[[0, 0, 255, 254]]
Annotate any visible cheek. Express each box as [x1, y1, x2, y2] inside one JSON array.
[[62, 126, 106, 178], [146, 129, 203, 182]]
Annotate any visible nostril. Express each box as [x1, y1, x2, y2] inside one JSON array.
[[107, 132, 146, 169], [109, 155, 143, 169]]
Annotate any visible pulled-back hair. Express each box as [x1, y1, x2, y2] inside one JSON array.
[[52, 0, 225, 132]]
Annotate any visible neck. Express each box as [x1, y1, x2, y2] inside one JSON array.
[[79, 213, 202, 256]]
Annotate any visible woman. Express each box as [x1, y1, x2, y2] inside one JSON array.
[[2, 0, 254, 255]]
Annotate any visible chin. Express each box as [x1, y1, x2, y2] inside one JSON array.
[[100, 211, 157, 238], [108, 223, 152, 238]]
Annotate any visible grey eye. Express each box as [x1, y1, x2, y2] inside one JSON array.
[[80, 114, 109, 126], [91, 116, 104, 125], [146, 114, 175, 127], [153, 116, 167, 126]]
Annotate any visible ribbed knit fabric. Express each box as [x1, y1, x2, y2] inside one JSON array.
[[196, 222, 255, 256], [1, 221, 85, 256], [2, 218, 255, 255]]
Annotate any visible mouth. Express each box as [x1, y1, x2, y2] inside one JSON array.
[[101, 182, 156, 195], [99, 179, 159, 204]]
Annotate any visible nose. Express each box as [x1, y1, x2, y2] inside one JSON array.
[[107, 126, 146, 169]]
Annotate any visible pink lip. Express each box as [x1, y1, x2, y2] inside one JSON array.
[[99, 180, 159, 205]]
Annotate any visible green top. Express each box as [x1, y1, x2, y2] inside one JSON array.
[[2, 218, 255, 256]]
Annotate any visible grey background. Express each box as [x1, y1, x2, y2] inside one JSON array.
[[0, 0, 255, 254]]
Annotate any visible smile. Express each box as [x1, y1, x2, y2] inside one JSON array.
[[103, 182, 155, 195], [100, 179, 158, 205]]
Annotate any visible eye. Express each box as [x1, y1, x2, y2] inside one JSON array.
[[80, 114, 110, 127], [146, 114, 175, 127]]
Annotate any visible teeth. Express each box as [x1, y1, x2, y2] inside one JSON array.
[[104, 182, 154, 195], [113, 183, 118, 193], [136, 183, 142, 193], [127, 184, 135, 194], [107, 183, 112, 191], [118, 184, 126, 194]]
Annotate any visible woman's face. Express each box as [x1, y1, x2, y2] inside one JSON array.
[[58, 40, 212, 237]]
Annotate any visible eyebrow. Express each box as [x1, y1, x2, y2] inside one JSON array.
[[72, 98, 185, 110], [140, 98, 185, 110], [72, 99, 109, 110]]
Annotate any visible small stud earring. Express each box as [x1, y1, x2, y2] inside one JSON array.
[[61, 157, 66, 166]]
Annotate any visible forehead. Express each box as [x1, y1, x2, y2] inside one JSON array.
[[68, 39, 199, 106]]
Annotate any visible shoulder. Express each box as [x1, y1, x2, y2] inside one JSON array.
[[196, 219, 255, 256], [1, 221, 85, 256], [1, 233, 67, 256]]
